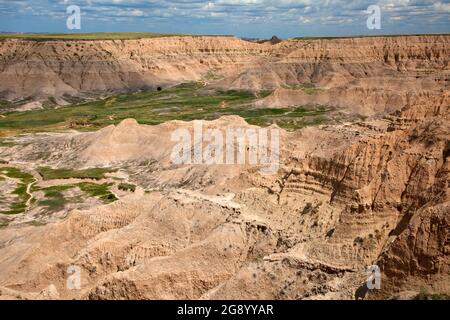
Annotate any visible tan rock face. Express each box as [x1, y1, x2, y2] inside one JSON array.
[[0, 35, 448, 300], [0, 35, 448, 108], [372, 202, 450, 299]]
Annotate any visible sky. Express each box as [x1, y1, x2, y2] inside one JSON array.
[[0, 0, 449, 38]]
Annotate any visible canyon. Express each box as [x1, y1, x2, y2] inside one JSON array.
[[0, 34, 448, 300]]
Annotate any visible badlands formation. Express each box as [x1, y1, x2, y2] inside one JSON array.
[[0, 35, 449, 300]]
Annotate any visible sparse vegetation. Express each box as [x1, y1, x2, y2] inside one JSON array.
[[0, 217, 10, 228], [36, 182, 118, 213], [0, 167, 36, 214], [302, 203, 313, 214], [0, 139, 15, 147], [202, 70, 223, 81], [48, 96, 56, 105], [0, 82, 334, 136], [417, 287, 450, 300], [118, 183, 137, 192], [0, 167, 34, 183], [37, 167, 114, 181], [282, 83, 321, 94], [38, 185, 74, 213], [24, 220, 48, 227], [77, 182, 118, 203], [0, 166, 118, 214], [301, 202, 322, 215]]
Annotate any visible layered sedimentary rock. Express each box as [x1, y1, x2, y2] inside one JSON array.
[[1, 35, 448, 108], [0, 35, 448, 300], [0, 97, 447, 299]]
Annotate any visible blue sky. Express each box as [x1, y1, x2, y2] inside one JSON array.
[[0, 1, 449, 38]]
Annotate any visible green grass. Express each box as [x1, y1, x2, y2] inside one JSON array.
[[0, 32, 233, 41], [38, 185, 74, 213], [0, 82, 334, 135], [0, 167, 118, 215], [6, 184, 29, 214], [37, 167, 114, 181], [243, 105, 333, 129], [0, 167, 35, 184], [0, 97, 35, 114], [118, 183, 137, 192], [282, 83, 321, 94], [37, 182, 118, 213], [0, 167, 117, 214], [0, 167, 36, 215], [77, 182, 118, 203]]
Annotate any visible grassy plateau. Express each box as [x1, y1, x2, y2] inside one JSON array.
[[0, 32, 223, 41]]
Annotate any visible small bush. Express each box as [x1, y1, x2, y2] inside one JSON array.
[[118, 183, 136, 192]]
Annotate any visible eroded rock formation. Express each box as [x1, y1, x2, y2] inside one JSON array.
[[0, 35, 448, 300]]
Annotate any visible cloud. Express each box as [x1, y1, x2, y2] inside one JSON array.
[[0, 0, 448, 37]]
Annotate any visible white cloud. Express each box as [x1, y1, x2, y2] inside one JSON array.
[[0, 0, 448, 36], [433, 1, 450, 12]]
